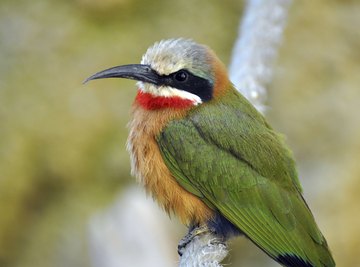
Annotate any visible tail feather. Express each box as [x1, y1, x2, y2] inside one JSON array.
[[277, 254, 314, 267]]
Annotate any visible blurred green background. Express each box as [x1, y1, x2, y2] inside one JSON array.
[[0, 0, 359, 266]]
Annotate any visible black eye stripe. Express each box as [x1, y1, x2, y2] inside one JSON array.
[[157, 69, 213, 102]]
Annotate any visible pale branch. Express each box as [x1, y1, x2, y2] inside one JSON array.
[[229, 0, 292, 114], [178, 0, 292, 266], [178, 234, 228, 267]]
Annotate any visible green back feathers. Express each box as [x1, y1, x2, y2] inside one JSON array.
[[156, 86, 335, 267]]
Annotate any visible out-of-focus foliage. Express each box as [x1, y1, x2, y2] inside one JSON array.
[[0, 0, 359, 266]]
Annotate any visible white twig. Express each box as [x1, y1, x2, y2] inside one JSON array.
[[178, 234, 228, 267], [179, 0, 292, 266], [229, 0, 292, 114]]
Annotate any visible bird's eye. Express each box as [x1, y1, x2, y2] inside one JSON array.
[[174, 71, 188, 82]]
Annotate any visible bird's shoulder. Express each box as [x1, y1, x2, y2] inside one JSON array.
[[158, 89, 302, 192]]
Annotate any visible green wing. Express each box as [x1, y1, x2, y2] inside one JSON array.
[[156, 89, 334, 267]]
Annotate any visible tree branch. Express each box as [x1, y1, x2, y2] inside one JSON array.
[[178, 234, 228, 267], [229, 0, 292, 114]]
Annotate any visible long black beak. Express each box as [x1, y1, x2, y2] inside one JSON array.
[[84, 64, 160, 85]]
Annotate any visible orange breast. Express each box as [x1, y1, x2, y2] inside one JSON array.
[[126, 104, 213, 225]]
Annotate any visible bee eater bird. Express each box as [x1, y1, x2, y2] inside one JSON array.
[[85, 39, 335, 267]]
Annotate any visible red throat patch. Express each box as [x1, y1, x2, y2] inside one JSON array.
[[135, 90, 195, 110]]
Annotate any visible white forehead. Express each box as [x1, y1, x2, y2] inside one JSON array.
[[140, 38, 211, 76]]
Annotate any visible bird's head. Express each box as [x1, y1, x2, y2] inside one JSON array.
[[85, 39, 229, 110]]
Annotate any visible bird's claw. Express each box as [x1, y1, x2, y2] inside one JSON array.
[[177, 225, 211, 256]]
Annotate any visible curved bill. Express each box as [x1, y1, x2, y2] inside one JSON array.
[[83, 64, 160, 85]]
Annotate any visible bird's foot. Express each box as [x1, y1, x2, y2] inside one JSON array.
[[178, 225, 211, 256]]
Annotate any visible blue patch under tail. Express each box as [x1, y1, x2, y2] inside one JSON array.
[[207, 212, 242, 239]]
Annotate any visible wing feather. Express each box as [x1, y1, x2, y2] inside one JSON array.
[[157, 90, 334, 266]]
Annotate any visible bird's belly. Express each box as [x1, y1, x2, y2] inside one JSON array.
[[126, 107, 213, 225], [126, 137, 213, 225]]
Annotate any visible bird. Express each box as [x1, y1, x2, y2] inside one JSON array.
[[85, 38, 335, 267]]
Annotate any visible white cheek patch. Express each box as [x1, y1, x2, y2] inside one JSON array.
[[137, 82, 202, 106]]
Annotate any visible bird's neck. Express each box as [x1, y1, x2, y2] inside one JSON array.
[[135, 90, 196, 110]]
